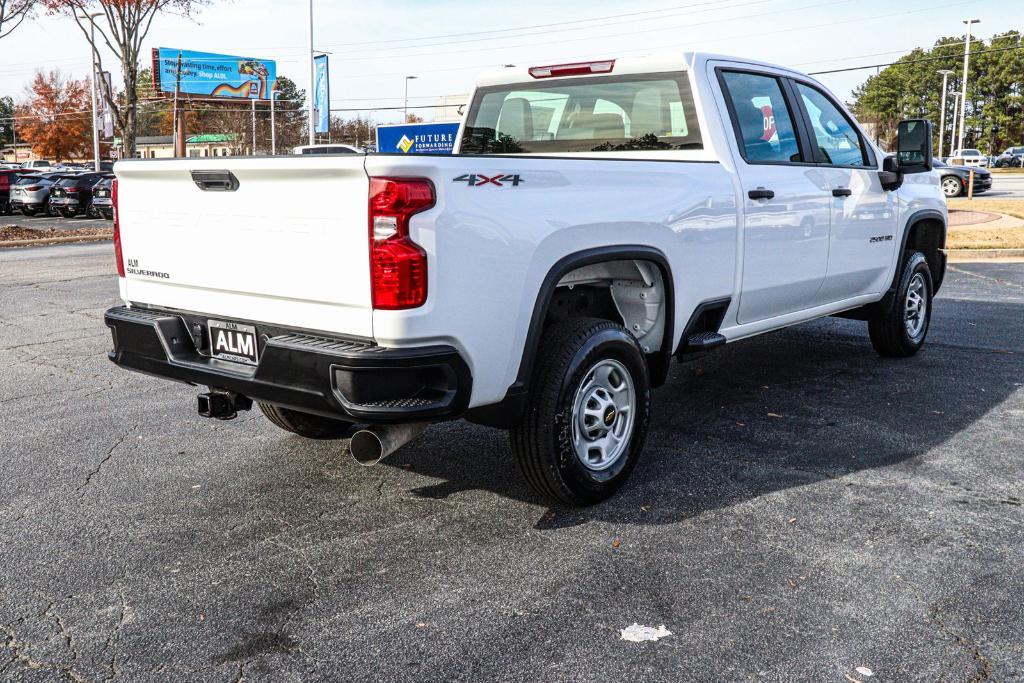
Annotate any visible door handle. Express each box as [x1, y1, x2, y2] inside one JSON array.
[[748, 188, 775, 200], [832, 188, 852, 197]]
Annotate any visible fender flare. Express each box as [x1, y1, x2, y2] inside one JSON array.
[[465, 245, 675, 429], [890, 208, 947, 297]]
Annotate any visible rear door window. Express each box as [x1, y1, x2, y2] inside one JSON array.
[[461, 73, 702, 154], [718, 71, 802, 165]]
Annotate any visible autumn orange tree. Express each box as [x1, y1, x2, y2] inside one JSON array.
[[43, 0, 209, 158], [16, 70, 92, 161]]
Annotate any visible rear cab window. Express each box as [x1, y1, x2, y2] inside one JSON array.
[[460, 72, 702, 154], [718, 70, 802, 165]]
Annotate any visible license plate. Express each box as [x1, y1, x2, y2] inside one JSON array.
[[208, 320, 259, 365]]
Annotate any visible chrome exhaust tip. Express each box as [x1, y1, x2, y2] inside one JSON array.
[[350, 422, 429, 466]]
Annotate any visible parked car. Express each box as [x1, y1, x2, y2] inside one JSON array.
[[0, 169, 31, 215], [107, 53, 946, 505], [49, 172, 107, 218], [948, 149, 989, 168], [8, 174, 58, 216], [993, 146, 1024, 168], [20, 160, 54, 171], [88, 176, 114, 219], [933, 159, 991, 197]]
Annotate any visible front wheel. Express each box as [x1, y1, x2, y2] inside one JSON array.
[[941, 176, 964, 198], [510, 317, 651, 506], [257, 403, 355, 440], [868, 251, 933, 357]]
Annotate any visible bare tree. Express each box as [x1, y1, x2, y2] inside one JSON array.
[[43, 0, 208, 158], [0, 0, 35, 39]]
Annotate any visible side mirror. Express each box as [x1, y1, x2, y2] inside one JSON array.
[[895, 119, 933, 173]]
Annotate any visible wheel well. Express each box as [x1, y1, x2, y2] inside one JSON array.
[[546, 259, 668, 357], [905, 217, 946, 292]]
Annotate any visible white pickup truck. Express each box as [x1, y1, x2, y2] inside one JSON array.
[[106, 53, 946, 505]]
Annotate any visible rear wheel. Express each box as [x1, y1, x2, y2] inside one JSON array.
[[868, 251, 933, 357], [258, 403, 355, 440], [510, 317, 651, 506]]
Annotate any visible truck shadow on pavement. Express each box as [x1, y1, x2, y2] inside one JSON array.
[[383, 298, 1023, 528]]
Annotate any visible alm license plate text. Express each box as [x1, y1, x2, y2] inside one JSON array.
[[208, 320, 259, 365]]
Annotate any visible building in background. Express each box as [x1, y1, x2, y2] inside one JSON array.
[[126, 134, 239, 158]]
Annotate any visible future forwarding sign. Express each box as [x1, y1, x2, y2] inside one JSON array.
[[152, 48, 277, 100], [376, 122, 461, 155]]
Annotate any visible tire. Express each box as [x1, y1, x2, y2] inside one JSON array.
[[58, 208, 73, 218], [941, 175, 963, 198], [868, 251, 933, 358], [257, 403, 355, 440], [510, 317, 651, 506], [20, 207, 36, 216]]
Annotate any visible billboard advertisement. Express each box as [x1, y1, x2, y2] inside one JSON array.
[[152, 48, 277, 100], [313, 54, 330, 134], [376, 122, 460, 155]]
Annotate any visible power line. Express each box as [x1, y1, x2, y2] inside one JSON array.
[[808, 43, 1024, 75]]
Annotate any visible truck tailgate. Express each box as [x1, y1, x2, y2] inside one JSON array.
[[115, 156, 372, 338]]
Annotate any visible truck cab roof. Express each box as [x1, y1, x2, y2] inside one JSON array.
[[474, 53, 812, 88]]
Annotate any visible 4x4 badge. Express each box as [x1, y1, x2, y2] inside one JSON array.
[[453, 174, 523, 187]]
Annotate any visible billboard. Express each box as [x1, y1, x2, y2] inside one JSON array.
[[152, 48, 277, 100], [313, 54, 330, 134], [376, 122, 460, 155]]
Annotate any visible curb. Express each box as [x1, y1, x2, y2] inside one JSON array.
[[0, 234, 113, 249], [947, 248, 1024, 262]]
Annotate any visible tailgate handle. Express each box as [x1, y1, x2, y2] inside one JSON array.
[[191, 170, 239, 192]]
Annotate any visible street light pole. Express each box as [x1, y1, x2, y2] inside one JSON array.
[[404, 75, 417, 122], [958, 18, 980, 153], [306, 0, 316, 146], [79, 12, 103, 171], [936, 70, 954, 160], [950, 91, 961, 159]]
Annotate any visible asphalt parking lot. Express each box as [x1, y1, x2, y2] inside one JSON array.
[[2, 212, 112, 231], [2, 243, 1022, 682]]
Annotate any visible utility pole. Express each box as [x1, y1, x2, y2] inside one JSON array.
[[173, 51, 185, 158], [79, 12, 103, 171], [306, 0, 315, 146], [404, 75, 418, 122], [251, 97, 256, 154], [958, 18, 980, 153], [270, 90, 277, 156], [936, 70, 954, 160]]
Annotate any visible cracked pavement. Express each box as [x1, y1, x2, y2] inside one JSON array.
[[1, 243, 1022, 682]]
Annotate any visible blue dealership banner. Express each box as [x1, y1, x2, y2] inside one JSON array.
[[376, 122, 460, 154], [152, 47, 276, 100], [313, 54, 330, 134]]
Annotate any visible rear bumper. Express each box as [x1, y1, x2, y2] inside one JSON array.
[[105, 305, 472, 423]]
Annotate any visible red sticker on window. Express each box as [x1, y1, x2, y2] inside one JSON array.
[[760, 105, 776, 141]]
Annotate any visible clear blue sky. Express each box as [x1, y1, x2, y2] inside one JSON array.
[[2, 0, 1022, 124]]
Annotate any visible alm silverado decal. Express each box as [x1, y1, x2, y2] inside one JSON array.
[[453, 174, 524, 187]]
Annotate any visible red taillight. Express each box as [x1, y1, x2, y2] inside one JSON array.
[[65, 186, 80, 193], [529, 60, 615, 79], [368, 177, 433, 310], [112, 178, 124, 277], [23, 185, 41, 191], [0, 176, 8, 191]]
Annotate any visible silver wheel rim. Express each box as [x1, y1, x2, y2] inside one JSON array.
[[904, 272, 928, 339], [570, 358, 636, 471], [942, 177, 961, 197]]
